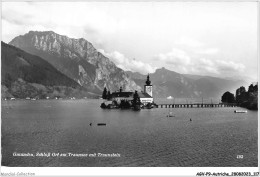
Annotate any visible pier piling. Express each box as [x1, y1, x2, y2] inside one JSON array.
[[157, 103, 236, 108]]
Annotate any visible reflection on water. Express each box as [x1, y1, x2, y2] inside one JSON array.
[[1, 99, 258, 167]]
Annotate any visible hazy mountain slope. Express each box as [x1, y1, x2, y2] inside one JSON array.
[[2, 42, 79, 87], [127, 67, 247, 99], [9, 31, 141, 93], [126, 71, 146, 80], [1, 42, 96, 99]]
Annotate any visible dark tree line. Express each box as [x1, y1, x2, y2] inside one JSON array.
[[102, 87, 111, 100], [101, 89, 141, 110], [102, 87, 107, 99], [221, 83, 258, 110], [221, 91, 235, 103], [120, 99, 131, 109], [236, 84, 258, 110]]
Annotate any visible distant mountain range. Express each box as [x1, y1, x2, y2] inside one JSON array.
[[2, 30, 249, 99], [126, 67, 248, 99]]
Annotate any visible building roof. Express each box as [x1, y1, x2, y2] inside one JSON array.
[[111, 92, 134, 98], [138, 92, 153, 98], [111, 91, 152, 98]]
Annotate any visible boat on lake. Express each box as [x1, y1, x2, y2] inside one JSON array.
[[167, 111, 174, 117], [97, 123, 106, 126], [167, 96, 173, 99], [234, 110, 247, 113]]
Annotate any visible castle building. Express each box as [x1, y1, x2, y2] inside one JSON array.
[[110, 74, 153, 104]]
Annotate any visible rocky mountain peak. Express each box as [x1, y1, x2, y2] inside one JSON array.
[[9, 31, 141, 93], [12, 31, 95, 59]]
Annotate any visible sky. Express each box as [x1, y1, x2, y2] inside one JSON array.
[[1, 2, 258, 81]]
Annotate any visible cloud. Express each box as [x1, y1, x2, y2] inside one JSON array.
[[155, 48, 192, 74], [157, 37, 236, 76], [1, 2, 125, 43], [194, 48, 219, 55], [175, 37, 204, 48], [157, 48, 191, 66], [175, 37, 219, 55], [98, 49, 157, 74], [154, 48, 245, 76], [215, 60, 245, 73]]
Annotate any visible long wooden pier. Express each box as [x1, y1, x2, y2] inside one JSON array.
[[157, 103, 237, 108]]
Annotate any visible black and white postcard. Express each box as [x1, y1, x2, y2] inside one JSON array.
[[1, 1, 259, 176]]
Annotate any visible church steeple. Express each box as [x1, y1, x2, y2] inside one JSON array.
[[145, 74, 151, 86], [144, 74, 153, 97]]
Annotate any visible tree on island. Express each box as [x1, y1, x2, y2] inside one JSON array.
[[235, 86, 247, 104], [253, 84, 258, 92], [112, 100, 119, 107], [102, 87, 107, 99], [100, 102, 107, 109], [237, 83, 258, 110], [221, 91, 235, 103], [107, 91, 111, 100], [120, 99, 131, 109], [132, 90, 141, 110], [248, 83, 258, 93], [222, 83, 258, 110]]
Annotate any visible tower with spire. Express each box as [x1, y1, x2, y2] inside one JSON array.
[[144, 74, 153, 97]]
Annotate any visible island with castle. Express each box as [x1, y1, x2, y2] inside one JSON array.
[[100, 75, 158, 110]]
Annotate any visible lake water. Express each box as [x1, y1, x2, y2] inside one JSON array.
[[1, 99, 258, 167]]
